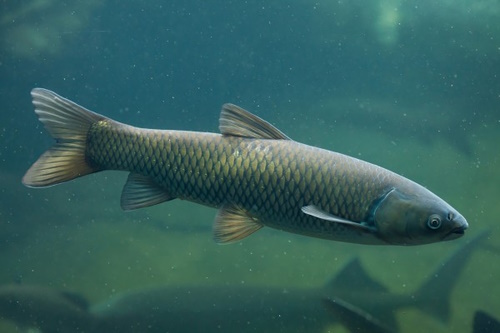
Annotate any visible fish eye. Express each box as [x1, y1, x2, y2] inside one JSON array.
[[427, 214, 442, 230]]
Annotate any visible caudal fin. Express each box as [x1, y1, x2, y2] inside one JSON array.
[[22, 88, 105, 187]]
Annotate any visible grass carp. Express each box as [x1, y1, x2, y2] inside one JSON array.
[[23, 88, 468, 245]]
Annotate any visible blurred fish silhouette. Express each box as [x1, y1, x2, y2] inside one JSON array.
[[318, 98, 474, 156], [325, 230, 489, 332], [0, 284, 96, 332], [0, 231, 488, 333]]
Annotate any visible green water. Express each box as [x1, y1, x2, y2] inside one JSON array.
[[0, 1, 499, 332]]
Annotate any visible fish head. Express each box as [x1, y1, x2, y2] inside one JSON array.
[[373, 188, 468, 245]]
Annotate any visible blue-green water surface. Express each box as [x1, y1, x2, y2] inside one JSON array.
[[0, 1, 499, 332]]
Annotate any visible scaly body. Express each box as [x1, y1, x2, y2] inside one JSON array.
[[87, 122, 399, 242], [23, 88, 468, 245]]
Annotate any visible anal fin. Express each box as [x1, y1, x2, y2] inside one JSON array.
[[120, 173, 174, 210], [213, 205, 263, 244]]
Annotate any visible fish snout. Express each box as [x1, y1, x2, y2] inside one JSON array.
[[445, 214, 468, 240]]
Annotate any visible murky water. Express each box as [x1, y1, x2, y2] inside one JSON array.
[[0, 1, 498, 332]]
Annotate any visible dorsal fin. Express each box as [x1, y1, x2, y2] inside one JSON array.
[[219, 103, 291, 140], [326, 258, 388, 295]]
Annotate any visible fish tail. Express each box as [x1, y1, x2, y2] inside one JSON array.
[[22, 88, 105, 187]]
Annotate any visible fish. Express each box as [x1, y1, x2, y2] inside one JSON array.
[[22, 88, 468, 245], [0, 260, 457, 333], [0, 231, 486, 333], [0, 270, 367, 333], [325, 229, 490, 332]]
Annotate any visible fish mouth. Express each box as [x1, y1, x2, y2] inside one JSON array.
[[451, 226, 466, 236], [444, 217, 468, 240]]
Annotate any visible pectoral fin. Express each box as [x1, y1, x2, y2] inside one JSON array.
[[301, 205, 376, 233], [213, 205, 263, 244], [322, 297, 396, 333], [121, 173, 174, 210]]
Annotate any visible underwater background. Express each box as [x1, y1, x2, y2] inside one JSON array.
[[0, 1, 499, 332]]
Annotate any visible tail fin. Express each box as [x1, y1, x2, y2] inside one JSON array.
[[22, 88, 105, 187], [414, 230, 490, 323]]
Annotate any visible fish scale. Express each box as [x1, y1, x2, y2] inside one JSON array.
[[23, 88, 468, 245], [86, 118, 391, 238]]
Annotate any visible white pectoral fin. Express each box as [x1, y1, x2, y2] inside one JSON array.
[[301, 205, 377, 233], [213, 205, 264, 244]]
